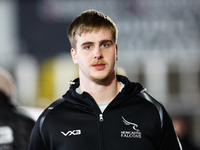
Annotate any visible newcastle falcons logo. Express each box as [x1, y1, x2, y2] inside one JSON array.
[[121, 116, 141, 138], [122, 116, 139, 131]]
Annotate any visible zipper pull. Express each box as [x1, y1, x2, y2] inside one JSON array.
[[99, 114, 103, 122]]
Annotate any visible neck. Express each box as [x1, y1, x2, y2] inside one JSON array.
[[79, 74, 121, 104]]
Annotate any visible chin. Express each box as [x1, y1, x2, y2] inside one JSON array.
[[90, 72, 114, 84], [91, 76, 108, 83]]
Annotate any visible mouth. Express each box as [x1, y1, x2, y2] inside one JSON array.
[[92, 63, 106, 70], [93, 63, 104, 66]]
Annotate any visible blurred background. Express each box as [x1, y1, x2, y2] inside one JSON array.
[[0, 0, 200, 148]]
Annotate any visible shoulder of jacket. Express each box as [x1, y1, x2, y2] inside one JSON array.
[[137, 91, 164, 128], [38, 98, 65, 134]]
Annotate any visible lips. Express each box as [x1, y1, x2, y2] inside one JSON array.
[[92, 63, 106, 70]]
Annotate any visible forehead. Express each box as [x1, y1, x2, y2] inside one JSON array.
[[75, 29, 113, 44]]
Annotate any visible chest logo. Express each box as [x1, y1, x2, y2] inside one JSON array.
[[121, 116, 142, 138], [61, 129, 81, 136], [122, 116, 139, 131]]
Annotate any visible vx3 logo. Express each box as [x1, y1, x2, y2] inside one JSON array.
[[61, 129, 81, 136]]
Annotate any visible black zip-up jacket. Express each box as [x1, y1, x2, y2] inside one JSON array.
[[28, 75, 182, 150]]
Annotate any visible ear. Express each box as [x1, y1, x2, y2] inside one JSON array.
[[71, 48, 78, 64], [115, 44, 118, 61]]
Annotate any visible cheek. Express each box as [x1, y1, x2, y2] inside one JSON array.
[[76, 54, 87, 65]]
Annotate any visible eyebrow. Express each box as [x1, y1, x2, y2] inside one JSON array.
[[100, 40, 114, 45], [81, 42, 94, 47], [81, 40, 114, 47]]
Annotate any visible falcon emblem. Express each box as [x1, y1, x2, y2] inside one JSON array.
[[122, 116, 139, 131]]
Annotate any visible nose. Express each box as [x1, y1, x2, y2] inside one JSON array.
[[94, 47, 102, 59]]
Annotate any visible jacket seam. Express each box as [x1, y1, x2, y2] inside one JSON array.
[[137, 92, 164, 128]]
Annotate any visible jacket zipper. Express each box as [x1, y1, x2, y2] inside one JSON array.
[[99, 114, 104, 122], [85, 95, 105, 150], [99, 113, 104, 150]]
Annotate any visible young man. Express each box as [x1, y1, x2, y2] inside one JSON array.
[[28, 9, 182, 150]]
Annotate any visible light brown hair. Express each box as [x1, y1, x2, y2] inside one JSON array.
[[67, 9, 118, 49]]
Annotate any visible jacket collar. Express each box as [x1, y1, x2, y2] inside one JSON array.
[[62, 75, 144, 109]]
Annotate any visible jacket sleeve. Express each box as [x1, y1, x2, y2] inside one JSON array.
[[139, 92, 182, 150], [157, 106, 182, 150], [28, 116, 47, 150], [28, 99, 65, 150]]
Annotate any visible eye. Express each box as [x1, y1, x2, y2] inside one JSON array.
[[84, 45, 92, 50], [101, 43, 109, 48], [101, 41, 113, 48]]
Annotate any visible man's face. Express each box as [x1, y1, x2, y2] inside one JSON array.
[[71, 29, 118, 83]]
